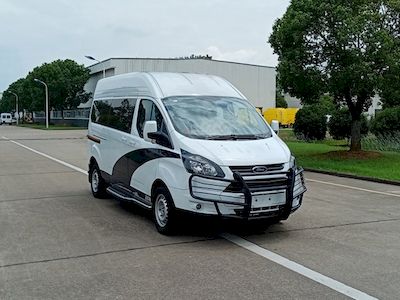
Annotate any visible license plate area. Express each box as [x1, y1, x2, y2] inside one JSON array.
[[252, 192, 286, 208]]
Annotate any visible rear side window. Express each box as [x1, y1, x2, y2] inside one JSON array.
[[91, 98, 136, 133], [136, 99, 168, 138]]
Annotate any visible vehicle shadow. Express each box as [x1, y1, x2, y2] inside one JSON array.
[[117, 199, 286, 238]]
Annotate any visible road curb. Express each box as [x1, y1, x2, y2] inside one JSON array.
[[304, 168, 400, 187]]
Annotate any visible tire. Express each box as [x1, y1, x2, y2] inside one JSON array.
[[89, 163, 108, 198], [152, 186, 177, 235]]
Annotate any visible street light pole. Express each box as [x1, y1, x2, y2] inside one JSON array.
[[34, 79, 49, 129], [7, 91, 19, 125], [85, 55, 105, 78]]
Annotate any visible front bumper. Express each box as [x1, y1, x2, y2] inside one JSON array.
[[189, 167, 307, 220]]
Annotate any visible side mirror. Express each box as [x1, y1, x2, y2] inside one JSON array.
[[143, 120, 157, 142], [271, 120, 279, 135]]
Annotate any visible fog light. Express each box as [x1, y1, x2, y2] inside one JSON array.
[[292, 196, 300, 207], [196, 203, 202, 210]]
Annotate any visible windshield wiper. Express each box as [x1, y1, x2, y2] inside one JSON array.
[[205, 134, 268, 140], [205, 135, 238, 140]]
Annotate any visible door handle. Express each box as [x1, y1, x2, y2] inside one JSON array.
[[121, 136, 127, 142]]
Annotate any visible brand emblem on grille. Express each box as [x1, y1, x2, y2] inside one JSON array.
[[252, 166, 268, 173]]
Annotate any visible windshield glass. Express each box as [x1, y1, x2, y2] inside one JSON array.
[[162, 96, 272, 140]]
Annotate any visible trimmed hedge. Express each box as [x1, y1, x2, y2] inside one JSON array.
[[293, 105, 327, 140], [371, 107, 400, 136]]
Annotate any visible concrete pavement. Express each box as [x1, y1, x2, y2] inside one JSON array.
[[1, 125, 399, 299]]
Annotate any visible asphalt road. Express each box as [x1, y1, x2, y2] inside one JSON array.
[[1, 126, 399, 299]]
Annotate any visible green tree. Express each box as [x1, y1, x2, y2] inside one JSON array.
[[0, 91, 13, 113], [1, 78, 29, 114], [379, 64, 400, 108], [329, 108, 369, 140], [275, 74, 288, 108], [269, 0, 400, 151], [276, 92, 288, 108], [318, 95, 336, 115], [28, 59, 90, 112], [2, 59, 90, 123]]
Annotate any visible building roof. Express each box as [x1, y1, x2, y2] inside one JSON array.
[[88, 57, 275, 70]]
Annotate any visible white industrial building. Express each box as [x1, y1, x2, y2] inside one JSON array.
[[82, 58, 276, 109]]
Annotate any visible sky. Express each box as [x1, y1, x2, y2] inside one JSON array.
[[0, 0, 290, 91]]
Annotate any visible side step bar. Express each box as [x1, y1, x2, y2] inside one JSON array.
[[106, 185, 152, 209]]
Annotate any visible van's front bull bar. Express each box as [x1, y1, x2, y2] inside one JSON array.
[[189, 168, 305, 220]]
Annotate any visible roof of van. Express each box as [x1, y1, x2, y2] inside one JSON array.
[[93, 72, 246, 100]]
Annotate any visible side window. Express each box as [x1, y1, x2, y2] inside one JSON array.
[[91, 98, 136, 133], [136, 99, 168, 138]]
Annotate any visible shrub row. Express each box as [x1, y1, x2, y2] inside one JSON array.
[[293, 105, 400, 141], [370, 107, 400, 136]]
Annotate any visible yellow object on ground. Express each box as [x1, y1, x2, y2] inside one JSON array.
[[263, 108, 299, 127], [285, 108, 299, 126]]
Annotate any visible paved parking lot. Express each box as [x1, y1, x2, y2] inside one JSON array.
[[1, 126, 399, 299]]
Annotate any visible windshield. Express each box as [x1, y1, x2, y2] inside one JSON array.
[[162, 96, 272, 140]]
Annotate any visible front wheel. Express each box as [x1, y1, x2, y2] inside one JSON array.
[[153, 187, 176, 235], [89, 163, 108, 198]]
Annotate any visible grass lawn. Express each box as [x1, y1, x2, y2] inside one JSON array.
[[278, 129, 399, 182], [286, 141, 400, 182], [17, 123, 87, 130]]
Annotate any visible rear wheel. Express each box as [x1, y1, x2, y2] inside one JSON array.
[[153, 187, 176, 235], [89, 163, 108, 198]]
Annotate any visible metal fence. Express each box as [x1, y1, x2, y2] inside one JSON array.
[[33, 109, 90, 120]]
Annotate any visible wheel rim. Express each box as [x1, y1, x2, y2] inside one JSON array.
[[155, 194, 169, 227], [91, 169, 99, 193]]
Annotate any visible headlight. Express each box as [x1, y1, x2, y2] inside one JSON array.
[[289, 155, 296, 169], [181, 150, 225, 178]]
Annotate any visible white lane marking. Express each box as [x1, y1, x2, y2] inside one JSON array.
[[307, 178, 400, 198], [221, 233, 378, 300], [3, 137, 87, 175], [0, 136, 385, 299]]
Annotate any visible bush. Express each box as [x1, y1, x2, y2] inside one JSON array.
[[276, 96, 288, 108], [328, 108, 369, 140], [370, 107, 400, 136], [293, 105, 327, 140]]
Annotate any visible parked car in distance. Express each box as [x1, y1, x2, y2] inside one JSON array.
[[1, 113, 13, 125], [87, 72, 307, 234]]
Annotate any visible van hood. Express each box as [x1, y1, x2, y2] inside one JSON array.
[[180, 136, 291, 166]]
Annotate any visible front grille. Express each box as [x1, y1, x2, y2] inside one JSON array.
[[230, 163, 285, 176], [224, 176, 288, 193]]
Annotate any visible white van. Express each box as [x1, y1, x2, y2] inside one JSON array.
[[1, 113, 13, 125], [88, 72, 306, 234]]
